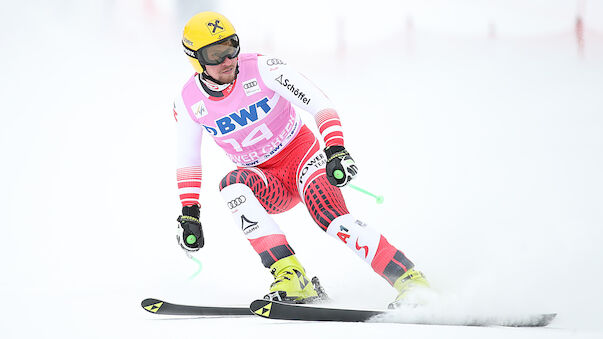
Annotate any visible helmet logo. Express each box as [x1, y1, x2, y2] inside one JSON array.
[[182, 37, 194, 47], [207, 19, 225, 35]]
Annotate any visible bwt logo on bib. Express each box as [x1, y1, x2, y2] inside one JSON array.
[[204, 97, 272, 136]]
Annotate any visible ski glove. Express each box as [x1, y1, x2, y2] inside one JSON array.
[[177, 205, 204, 251], [324, 146, 358, 187]]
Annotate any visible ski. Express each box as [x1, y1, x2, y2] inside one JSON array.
[[249, 299, 557, 327], [141, 298, 251, 316]]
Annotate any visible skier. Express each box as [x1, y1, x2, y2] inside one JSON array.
[[174, 11, 429, 307]]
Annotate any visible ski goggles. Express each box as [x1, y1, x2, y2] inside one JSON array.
[[183, 34, 240, 66]]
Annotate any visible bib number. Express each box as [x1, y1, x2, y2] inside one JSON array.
[[223, 123, 273, 152]]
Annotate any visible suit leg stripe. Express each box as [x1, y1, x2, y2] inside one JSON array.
[[271, 245, 295, 261], [258, 245, 295, 268], [393, 251, 415, 271], [383, 260, 406, 285]]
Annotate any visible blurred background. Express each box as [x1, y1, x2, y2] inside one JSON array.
[[1, 0, 602, 337]]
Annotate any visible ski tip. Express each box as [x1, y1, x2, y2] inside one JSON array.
[[141, 298, 166, 314], [250, 299, 273, 318]]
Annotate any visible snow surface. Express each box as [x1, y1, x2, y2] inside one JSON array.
[[1, 1, 602, 338]]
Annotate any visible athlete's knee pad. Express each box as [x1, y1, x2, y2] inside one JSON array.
[[326, 214, 381, 265], [220, 183, 283, 238], [326, 214, 415, 284]]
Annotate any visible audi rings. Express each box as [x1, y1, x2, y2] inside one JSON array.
[[266, 58, 286, 66], [227, 195, 246, 209]]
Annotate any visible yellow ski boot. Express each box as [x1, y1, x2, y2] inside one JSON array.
[[264, 255, 326, 303], [388, 268, 431, 309]]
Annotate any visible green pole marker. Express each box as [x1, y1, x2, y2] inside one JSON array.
[[186, 234, 197, 245], [186, 253, 203, 280], [348, 183, 385, 204]]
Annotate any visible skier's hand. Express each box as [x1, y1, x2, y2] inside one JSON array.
[[176, 205, 204, 251], [324, 146, 358, 187]]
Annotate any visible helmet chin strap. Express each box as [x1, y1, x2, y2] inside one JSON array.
[[200, 64, 239, 85]]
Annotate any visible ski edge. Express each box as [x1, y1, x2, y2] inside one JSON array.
[[250, 299, 557, 327]]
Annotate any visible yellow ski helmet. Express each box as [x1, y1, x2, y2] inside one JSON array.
[[182, 11, 239, 73]]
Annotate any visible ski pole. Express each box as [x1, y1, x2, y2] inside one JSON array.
[[333, 170, 384, 204]]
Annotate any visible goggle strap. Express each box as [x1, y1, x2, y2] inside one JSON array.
[[182, 42, 197, 59]]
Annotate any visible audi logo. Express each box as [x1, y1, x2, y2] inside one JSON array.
[[228, 195, 246, 209], [266, 58, 286, 66], [243, 81, 257, 89]]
